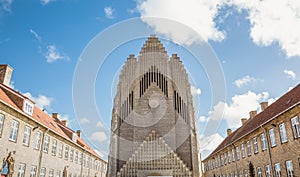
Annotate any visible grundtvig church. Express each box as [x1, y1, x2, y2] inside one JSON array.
[[108, 35, 201, 177]]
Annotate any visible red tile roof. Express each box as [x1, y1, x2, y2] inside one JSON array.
[[205, 84, 300, 160], [0, 83, 103, 160]]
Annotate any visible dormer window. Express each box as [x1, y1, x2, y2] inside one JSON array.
[[72, 133, 78, 143], [24, 100, 33, 116]]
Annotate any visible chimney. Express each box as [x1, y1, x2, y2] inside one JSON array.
[[61, 120, 68, 127], [227, 129, 232, 136], [241, 118, 247, 125], [52, 113, 59, 119], [260, 102, 268, 111], [76, 130, 81, 138], [0, 64, 13, 86], [249, 110, 257, 119]]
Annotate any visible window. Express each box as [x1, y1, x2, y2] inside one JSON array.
[[34, 131, 41, 149], [241, 144, 245, 158], [228, 151, 231, 163], [275, 163, 281, 177], [286, 160, 294, 177], [51, 139, 57, 156], [236, 146, 240, 160], [246, 141, 251, 156], [79, 152, 82, 164], [43, 135, 49, 153], [0, 114, 4, 136], [291, 116, 300, 138], [265, 165, 271, 177], [260, 133, 267, 150], [24, 100, 33, 116], [257, 167, 262, 177], [17, 163, 26, 177], [70, 149, 74, 162], [232, 149, 235, 162], [239, 171, 243, 177], [9, 119, 19, 141], [269, 128, 277, 147], [253, 137, 258, 153], [56, 170, 61, 177], [49, 169, 54, 177], [75, 151, 78, 164], [30, 165, 37, 177], [224, 153, 227, 165], [22, 126, 31, 146], [40, 167, 46, 177], [65, 145, 69, 160], [279, 123, 288, 143], [58, 142, 63, 158], [72, 132, 78, 142], [244, 170, 248, 177]]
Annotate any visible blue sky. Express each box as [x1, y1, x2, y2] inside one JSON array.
[[0, 0, 299, 159]]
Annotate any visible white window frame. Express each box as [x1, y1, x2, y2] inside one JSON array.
[[232, 149, 235, 162], [9, 119, 19, 142], [39, 167, 46, 177], [70, 149, 74, 162], [51, 139, 57, 156], [34, 131, 41, 150], [241, 144, 245, 158], [291, 116, 300, 138], [244, 170, 248, 177], [49, 169, 54, 177], [279, 123, 288, 143], [275, 163, 281, 177], [65, 145, 69, 160], [260, 133, 267, 150], [236, 146, 240, 160], [22, 125, 31, 146], [24, 100, 33, 116], [228, 151, 231, 163], [253, 137, 258, 153], [269, 128, 277, 147], [56, 170, 61, 177], [257, 167, 262, 177], [17, 163, 26, 177], [43, 135, 49, 153], [224, 153, 227, 165], [75, 151, 78, 164], [0, 114, 4, 137], [246, 141, 251, 156], [265, 165, 271, 177], [286, 160, 294, 177], [30, 165, 37, 177], [58, 142, 63, 158]]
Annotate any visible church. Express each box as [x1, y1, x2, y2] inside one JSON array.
[[108, 35, 201, 177]]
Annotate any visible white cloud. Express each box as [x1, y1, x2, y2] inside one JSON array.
[[137, 0, 226, 45], [284, 69, 296, 80], [104, 7, 115, 19], [96, 121, 104, 128], [79, 118, 90, 124], [45, 45, 69, 63], [90, 131, 108, 142], [40, 0, 55, 5], [200, 133, 224, 158], [191, 85, 202, 96], [230, 0, 300, 58], [29, 29, 41, 42], [205, 91, 269, 128], [199, 116, 208, 123], [0, 0, 13, 13], [234, 75, 262, 88], [23, 92, 53, 109]]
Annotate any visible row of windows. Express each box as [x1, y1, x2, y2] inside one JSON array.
[[211, 160, 294, 177], [0, 114, 106, 172], [17, 163, 96, 177], [205, 116, 299, 171]]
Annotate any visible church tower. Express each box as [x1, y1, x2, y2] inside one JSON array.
[[108, 35, 201, 177]]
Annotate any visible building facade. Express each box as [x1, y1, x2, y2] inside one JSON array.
[[0, 64, 107, 177], [203, 84, 300, 177], [108, 35, 201, 177]]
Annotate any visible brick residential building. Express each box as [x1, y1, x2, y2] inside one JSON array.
[[203, 84, 300, 177], [0, 64, 107, 177]]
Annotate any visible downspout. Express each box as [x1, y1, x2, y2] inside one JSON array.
[[37, 128, 49, 176], [260, 125, 274, 177]]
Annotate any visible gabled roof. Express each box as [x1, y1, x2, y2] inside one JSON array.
[[205, 84, 300, 160], [0, 83, 103, 160]]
